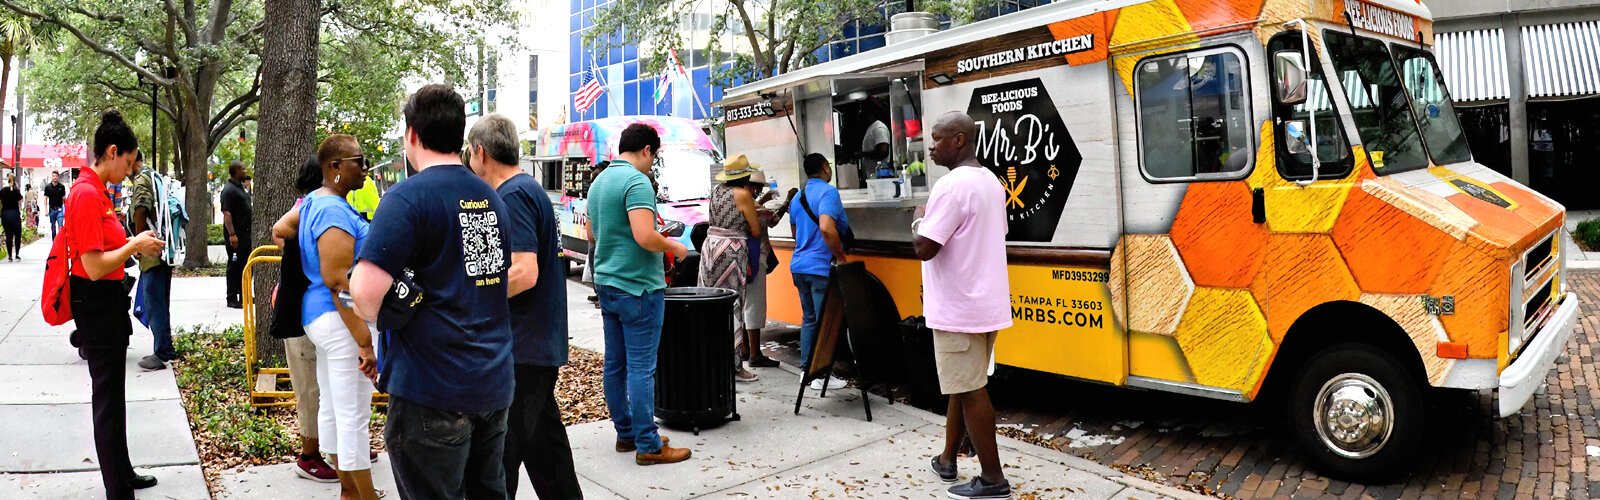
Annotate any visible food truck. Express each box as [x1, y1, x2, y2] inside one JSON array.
[[718, 0, 1580, 480], [532, 116, 722, 263]]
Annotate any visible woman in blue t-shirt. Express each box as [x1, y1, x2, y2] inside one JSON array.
[[297, 134, 380, 499]]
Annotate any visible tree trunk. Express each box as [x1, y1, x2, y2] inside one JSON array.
[[251, 0, 321, 365], [179, 105, 212, 269]]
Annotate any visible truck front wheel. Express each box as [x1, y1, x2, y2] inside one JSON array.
[[1288, 343, 1423, 483]]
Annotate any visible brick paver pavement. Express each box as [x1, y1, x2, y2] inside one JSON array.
[[763, 269, 1600, 499]]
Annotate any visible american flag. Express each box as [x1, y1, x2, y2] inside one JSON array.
[[574, 65, 606, 114]]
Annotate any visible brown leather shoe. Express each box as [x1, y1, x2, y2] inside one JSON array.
[[615, 435, 669, 453], [635, 445, 691, 465]]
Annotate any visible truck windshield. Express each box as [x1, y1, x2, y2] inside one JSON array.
[[1391, 44, 1474, 166], [1324, 31, 1429, 174]]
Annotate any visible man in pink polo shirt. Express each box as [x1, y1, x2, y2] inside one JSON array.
[[915, 111, 1013, 500]]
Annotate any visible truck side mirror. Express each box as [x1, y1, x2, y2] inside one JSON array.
[[1275, 51, 1308, 106], [1284, 120, 1312, 156]]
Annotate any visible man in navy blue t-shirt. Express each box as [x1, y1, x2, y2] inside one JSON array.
[[467, 114, 581, 498], [351, 84, 515, 499]]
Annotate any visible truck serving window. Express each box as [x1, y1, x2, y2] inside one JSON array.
[[1135, 47, 1254, 181], [1391, 44, 1473, 166], [1268, 32, 1353, 180], [1324, 30, 1429, 175]]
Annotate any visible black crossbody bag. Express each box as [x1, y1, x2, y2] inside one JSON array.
[[797, 186, 855, 252]]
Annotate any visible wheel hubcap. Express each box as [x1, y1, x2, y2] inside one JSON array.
[[1313, 373, 1393, 459]]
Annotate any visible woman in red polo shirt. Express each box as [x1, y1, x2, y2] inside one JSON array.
[[69, 110, 165, 500]]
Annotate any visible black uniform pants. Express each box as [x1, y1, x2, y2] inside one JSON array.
[[1, 209, 20, 257], [225, 237, 251, 302], [71, 277, 137, 500], [503, 365, 582, 499]]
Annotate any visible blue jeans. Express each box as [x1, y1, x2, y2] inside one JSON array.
[[49, 207, 62, 238], [598, 285, 666, 454], [137, 265, 176, 361], [793, 273, 830, 369]]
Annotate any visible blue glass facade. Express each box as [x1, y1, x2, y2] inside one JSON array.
[[568, 0, 1048, 121], [568, 0, 726, 121]]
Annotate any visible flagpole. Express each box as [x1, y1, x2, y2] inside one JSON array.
[[667, 49, 712, 119]]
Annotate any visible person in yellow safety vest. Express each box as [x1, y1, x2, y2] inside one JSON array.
[[346, 174, 380, 220]]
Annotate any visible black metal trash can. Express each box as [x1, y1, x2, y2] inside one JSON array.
[[655, 286, 740, 434]]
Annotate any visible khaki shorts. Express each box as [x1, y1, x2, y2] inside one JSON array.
[[933, 330, 997, 395], [284, 335, 320, 439], [743, 269, 767, 329]]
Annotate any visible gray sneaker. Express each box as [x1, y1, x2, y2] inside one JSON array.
[[930, 456, 957, 484], [137, 355, 167, 371], [946, 477, 1010, 499]]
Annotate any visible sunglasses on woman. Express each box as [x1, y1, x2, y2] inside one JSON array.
[[336, 155, 374, 172]]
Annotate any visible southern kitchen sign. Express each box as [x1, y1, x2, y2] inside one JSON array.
[[956, 34, 1095, 75], [966, 78, 1082, 242]]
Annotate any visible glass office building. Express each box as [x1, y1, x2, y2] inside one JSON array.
[[567, 0, 1048, 122]]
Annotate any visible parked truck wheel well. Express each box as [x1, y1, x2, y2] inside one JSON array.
[[1255, 301, 1428, 404]]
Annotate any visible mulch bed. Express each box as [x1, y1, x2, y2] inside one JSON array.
[[174, 335, 609, 493]]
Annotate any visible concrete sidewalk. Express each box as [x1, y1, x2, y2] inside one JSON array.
[[0, 237, 234, 499], [217, 279, 1199, 499]]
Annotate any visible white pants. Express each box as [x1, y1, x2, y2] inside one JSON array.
[[306, 312, 374, 471]]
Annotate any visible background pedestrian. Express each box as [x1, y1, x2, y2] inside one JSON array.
[[739, 169, 793, 369], [221, 160, 253, 309], [915, 112, 1013, 500], [44, 172, 65, 238], [130, 151, 179, 371], [469, 113, 583, 498], [1, 172, 21, 260], [69, 109, 165, 499], [701, 154, 763, 383], [350, 84, 517, 498], [588, 122, 692, 465], [270, 155, 346, 484], [299, 134, 380, 499], [790, 153, 848, 391]]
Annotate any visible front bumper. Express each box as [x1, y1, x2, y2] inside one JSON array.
[[1498, 292, 1581, 418]]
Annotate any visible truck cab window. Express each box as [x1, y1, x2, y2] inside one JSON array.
[[1135, 48, 1254, 181], [1268, 32, 1353, 180], [1324, 30, 1429, 174], [1391, 44, 1473, 166]]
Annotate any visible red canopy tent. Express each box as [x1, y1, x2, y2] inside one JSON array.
[[0, 143, 90, 170]]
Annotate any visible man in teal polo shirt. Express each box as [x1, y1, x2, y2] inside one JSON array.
[[588, 123, 692, 465]]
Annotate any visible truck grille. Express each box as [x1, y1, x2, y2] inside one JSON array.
[[1512, 231, 1561, 358]]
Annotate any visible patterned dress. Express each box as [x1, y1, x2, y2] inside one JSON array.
[[699, 183, 752, 331]]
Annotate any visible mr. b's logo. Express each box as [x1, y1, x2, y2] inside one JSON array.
[[966, 78, 1082, 242]]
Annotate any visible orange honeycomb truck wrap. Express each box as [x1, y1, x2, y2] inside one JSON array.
[[1112, 122, 1566, 399]]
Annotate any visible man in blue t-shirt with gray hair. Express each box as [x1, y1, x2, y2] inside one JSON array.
[[350, 84, 516, 498]]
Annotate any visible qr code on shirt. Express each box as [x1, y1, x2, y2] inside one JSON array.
[[459, 210, 505, 277]]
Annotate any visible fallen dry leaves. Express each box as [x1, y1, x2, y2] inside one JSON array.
[[177, 344, 609, 494]]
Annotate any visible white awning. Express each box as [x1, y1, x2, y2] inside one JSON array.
[[1435, 21, 1600, 102], [1436, 28, 1509, 102], [1520, 21, 1600, 100]]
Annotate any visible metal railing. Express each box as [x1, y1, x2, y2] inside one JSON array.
[[242, 244, 386, 408]]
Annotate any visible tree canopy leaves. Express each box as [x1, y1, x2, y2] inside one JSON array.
[[584, 0, 995, 87]]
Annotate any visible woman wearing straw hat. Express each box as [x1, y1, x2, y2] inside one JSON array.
[[702, 155, 766, 383]]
